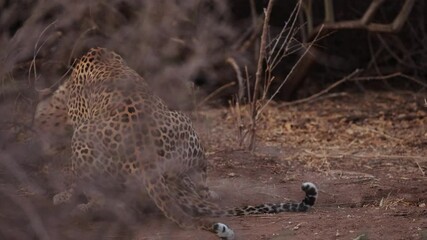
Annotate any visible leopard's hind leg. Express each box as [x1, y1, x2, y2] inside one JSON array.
[[137, 155, 235, 239]]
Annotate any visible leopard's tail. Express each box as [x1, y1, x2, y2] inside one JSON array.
[[176, 182, 317, 217], [224, 182, 317, 216]]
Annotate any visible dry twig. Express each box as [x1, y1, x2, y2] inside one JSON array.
[[29, 20, 58, 90], [226, 57, 245, 101], [280, 68, 361, 107], [249, 0, 276, 150], [196, 82, 235, 109], [415, 161, 425, 176]]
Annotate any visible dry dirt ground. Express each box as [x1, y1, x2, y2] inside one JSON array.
[[0, 91, 426, 240]]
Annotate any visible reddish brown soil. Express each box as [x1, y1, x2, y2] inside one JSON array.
[[1, 91, 426, 240], [136, 91, 427, 240]]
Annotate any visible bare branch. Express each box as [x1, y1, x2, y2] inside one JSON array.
[[249, 0, 276, 150], [257, 25, 325, 118], [280, 69, 361, 107], [309, 0, 415, 40]]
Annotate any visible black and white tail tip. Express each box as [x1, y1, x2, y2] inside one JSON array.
[[213, 223, 235, 240], [301, 182, 317, 208]]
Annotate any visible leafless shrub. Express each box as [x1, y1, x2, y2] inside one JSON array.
[[229, 0, 318, 150]]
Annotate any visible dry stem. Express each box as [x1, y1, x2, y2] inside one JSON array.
[[196, 82, 235, 109], [280, 69, 361, 107], [226, 57, 245, 101], [249, 0, 276, 150]]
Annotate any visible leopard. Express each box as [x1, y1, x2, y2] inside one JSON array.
[[33, 47, 318, 240]]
